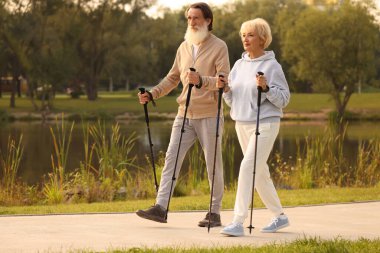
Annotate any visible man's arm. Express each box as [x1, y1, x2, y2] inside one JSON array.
[[200, 43, 230, 91]]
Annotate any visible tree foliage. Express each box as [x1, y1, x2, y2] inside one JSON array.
[[281, 0, 380, 120], [0, 0, 379, 121]]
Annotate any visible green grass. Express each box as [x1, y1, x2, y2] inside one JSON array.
[[1, 92, 379, 120], [71, 237, 380, 252], [285, 93, 333, 112], [1, 187, 379, 215]]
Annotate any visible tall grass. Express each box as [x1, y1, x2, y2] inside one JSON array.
[[78, 121, 138, 201], [44, 114, 74, 204], [270, 123, 380, 189], [354, 139, 380, 186], [0, 135, 24, 197], [90, 122, 137, 180], [174, 126, 238, 197], [184, 141, 208, 196], [1, 118, 380, 205], [222, 126, 236, 190]]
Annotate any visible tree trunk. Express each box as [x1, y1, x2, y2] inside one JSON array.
[[109, 77, 113, 92], [10, 76, 18, 108], [86, 78, 98, 101], [17, 76, 21, 97]]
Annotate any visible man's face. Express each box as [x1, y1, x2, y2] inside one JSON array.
[[187, 8, 210, 30]]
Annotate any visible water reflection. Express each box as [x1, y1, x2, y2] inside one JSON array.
[[0, 120, 379, 185]]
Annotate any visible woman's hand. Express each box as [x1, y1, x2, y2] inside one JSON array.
[[256, 73, 269, 92]]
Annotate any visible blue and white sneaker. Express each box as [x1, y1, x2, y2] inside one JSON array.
[[220, 222, 244, 237], [261, 214, 289, 233]]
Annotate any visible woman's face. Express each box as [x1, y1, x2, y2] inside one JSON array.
[[240, 28, 264, 53]]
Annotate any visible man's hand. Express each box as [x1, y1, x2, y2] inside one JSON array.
[[138, 92, 150, 104], [216, 75, 230, 92], [187, 70, 200, 85]]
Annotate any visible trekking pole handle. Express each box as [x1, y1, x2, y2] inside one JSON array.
[[139, 87, 146, 95], [139, 87, 149, 104], [190, 67, 202, 89], [139, 87, 149, 123], [257, 72, 264, 107], [218, 74, 224, 94]]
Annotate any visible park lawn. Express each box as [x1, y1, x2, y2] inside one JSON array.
[[0, 187, 379, 216], [1, 93, 379, 118], [82, 237, 380, 253]]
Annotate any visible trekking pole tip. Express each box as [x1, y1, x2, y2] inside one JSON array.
[[247, 225, 255, 234]]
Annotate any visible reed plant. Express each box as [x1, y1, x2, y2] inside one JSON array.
[[131, 151, 165, 199], [43, 114, 74, 204], [183, 141, 208, 196], [354, 139, 380, 187], [270, 123, 380, 189], [70, 120, 98, 202], [0, 134, 24, 198], [87, 121, 138, 201], [222, 127, 236, 190]]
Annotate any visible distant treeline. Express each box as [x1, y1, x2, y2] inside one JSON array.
[[0, 0, 379, 107]]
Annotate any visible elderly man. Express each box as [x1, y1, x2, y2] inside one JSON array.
[[136, 2, 230, 227]]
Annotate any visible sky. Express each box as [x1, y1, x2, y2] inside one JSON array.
[[145, 0, 230, 17], [153, 0, 380, 9], [145, 0, 380, 22], [154, 0, 229, 10]]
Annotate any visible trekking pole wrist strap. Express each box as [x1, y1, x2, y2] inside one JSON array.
[[146, 90, 156, 107]]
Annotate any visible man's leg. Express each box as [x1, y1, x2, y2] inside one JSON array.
[[156, 117, 196, 208], [136, 116, 196, 223], [195, 117, 224, 227]]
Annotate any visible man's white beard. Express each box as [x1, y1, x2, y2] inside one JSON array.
[[184, 23, 209, 45]]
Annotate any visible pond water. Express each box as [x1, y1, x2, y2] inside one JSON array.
[[1, 120, 379, 185]]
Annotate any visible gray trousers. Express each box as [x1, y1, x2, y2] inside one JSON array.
[[156, 116, 224, 214]]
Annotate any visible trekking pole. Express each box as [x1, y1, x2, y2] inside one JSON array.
[[248, 71, 264, 234], [139, 87, 159, 192], [165, 68, 197, 220], [207, 75, 224, 233]]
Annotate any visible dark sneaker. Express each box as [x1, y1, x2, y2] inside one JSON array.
[[136, 204, 167, 223], [198, 212, 222, 227]]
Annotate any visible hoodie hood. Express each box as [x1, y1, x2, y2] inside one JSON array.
[[242, 51, 275, 62]]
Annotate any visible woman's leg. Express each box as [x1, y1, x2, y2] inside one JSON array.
[[232, 122, 283, 224]]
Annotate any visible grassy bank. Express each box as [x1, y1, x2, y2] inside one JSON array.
[[0, 187, 379, 215], [79, 237, 380, 253], [1, 92, 380, 121]]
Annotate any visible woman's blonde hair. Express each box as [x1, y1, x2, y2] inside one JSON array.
[[240, 18, 272, 49]]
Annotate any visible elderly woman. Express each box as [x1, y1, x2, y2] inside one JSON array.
[[218, 18, 290, 236]]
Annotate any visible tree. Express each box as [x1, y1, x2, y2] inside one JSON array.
[[274, 0, 309, 92], [0, 0, 32, 108], [282, 0, 380, 121]]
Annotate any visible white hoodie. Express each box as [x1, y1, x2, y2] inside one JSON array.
[[223, 51, 290, 123]]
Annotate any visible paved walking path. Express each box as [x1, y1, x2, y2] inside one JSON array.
[[1, 202, 380, 253]]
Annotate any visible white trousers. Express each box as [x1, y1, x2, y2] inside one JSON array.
[[156, 116, 224, 213], [233, 121, 283, 224]]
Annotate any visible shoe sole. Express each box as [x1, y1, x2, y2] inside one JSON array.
[[260, 222, 289, 233], [198, 222, 222, 228], [136, 210, 167, 223], [220, 230, 244, 237]]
